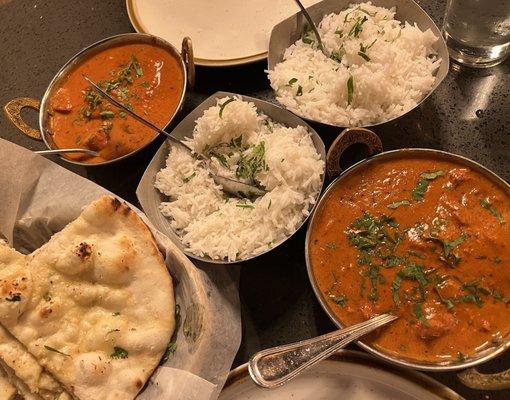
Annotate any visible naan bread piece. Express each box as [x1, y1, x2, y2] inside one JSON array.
[[0, 243, 71, 400], [0, 196, 175, 400], [0, 367, 17, 400], [0, 362, 38, 400]]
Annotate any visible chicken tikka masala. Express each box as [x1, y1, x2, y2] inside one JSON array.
[[48, 43, 184, 163], [309, 155, 509, 363]]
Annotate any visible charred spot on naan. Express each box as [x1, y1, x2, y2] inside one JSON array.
[[76, 242, 92, 260], [54, 241, 95, 276]]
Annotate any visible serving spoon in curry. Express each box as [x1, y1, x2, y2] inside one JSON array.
[[249, 313, 398, 388], [82, 75, 266, 198]]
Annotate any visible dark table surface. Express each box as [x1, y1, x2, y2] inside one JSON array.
[[1, 0, 509, 399]]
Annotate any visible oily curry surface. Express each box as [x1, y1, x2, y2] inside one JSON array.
[[309, 155, 510, 364], [48, 43, 184, 163]]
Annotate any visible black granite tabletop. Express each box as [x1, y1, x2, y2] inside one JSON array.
[[1, 0, 509, 399]]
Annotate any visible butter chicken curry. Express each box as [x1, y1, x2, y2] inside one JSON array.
[[309, 155, 509, 363], [48, 43, 184, 163]]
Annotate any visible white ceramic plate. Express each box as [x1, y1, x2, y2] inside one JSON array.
[[126, 0, 320, 66], [220, 351, 464, 400]]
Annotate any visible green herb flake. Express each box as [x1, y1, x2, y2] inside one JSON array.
[[44, 345, 70, 357], [413, 302, 429, 326], [358, 51, 370, 61], [348, 15, 368, 37], [182, 172, 196, 183], [492, 290, 510, 304], [480, 198, 505, 225], [162, 342, 177, 362], [325, 242, 337, 250], [330, 48, 346, 63], [130, 55, 143, 77], [5, 293, 21, 302], [420, 170, 444, 180], [263, 119, 274, 133], [302, 28, 316, 45], [347, 75, 354, 106], [443, 234, 468, 258], [329, 294, 347, 307], [268, 200, 272, 209], [412, 170, 444, 201], [218, 98, 236, 118], [110, 346, 128, 359], [235, 141, 268, 182], [100, 110, 115, 119], [457, 352, 466, 362], [391, 276, 402, 305], [387, 200, 410, 209], [287, 78, 298, 86], [296, 85, 303, 96], [236, 204, 255, 209], [412, 179, 429, 201], [407, 250, 426, 259]]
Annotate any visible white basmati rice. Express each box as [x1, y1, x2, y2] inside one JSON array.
[[155, 96, 325, 261], [268, 2, 441, 126]]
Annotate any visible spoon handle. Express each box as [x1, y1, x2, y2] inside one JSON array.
[[82, 75, 193, 153], [293, 0, 327, 55], [35, 148, 99, 156], [248, 313, 397, 388]]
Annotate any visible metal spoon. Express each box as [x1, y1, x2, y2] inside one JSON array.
[[82, 75, 266, 198], [35, 148, 99, 156], [294, 0, 329, 57], [249, 313, 397, 388]]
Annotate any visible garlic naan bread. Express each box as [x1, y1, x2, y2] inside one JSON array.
[[0, 245, 70, 400], [0, 196, 175, 400], [0, 368, 16, 400]]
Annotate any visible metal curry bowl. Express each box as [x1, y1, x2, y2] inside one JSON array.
[[267, 0, 449, 129], [305, 128, 510, 380], [136, 91, 326, 265], [3, 32, 194, 166]]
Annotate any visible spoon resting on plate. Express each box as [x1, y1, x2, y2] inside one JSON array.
[[249, 313, 397, 388], [82, 75, 266, 199]]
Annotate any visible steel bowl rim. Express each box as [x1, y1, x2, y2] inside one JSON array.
[[305, 148, 510, 371], [38, 32, 188, 166], [267, 0, 450, 129], [147, 90, 327, 265]]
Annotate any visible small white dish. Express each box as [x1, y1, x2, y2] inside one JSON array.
[[220, 351, 464, 400], [126, 0, 320, 66]]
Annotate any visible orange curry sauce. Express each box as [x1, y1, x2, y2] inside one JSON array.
[[48, 43, 184, 163], [309, 155, 509, 363]]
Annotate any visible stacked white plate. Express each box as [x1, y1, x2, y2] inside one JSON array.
[[126, 0, 320, 66]]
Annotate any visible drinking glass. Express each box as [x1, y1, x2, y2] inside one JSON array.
[[443, 0, 510, 68]]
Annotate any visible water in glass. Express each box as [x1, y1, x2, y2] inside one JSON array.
[[443, 0, 510, 68]]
